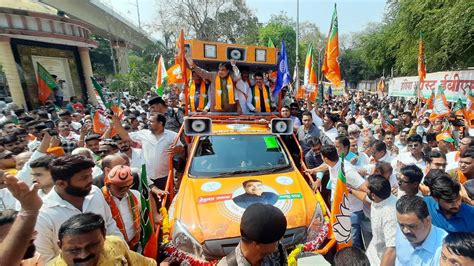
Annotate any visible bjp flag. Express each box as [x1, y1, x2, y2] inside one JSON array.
[[429, 84, 450, 121], [92, 109, 109, 135], [322, 4, 341, 87], [330, 155, 352, 250], [36, 62, 56, 103]]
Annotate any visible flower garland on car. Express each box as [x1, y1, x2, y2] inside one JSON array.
[[162, 243, 217, 266], [287, 220, 330, 266]]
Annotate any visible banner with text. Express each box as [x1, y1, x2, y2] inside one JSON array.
[[323, 80, 345, 96], [388, 70, 474, 102]]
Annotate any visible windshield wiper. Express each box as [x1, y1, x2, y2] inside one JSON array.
[[256, 165, 292, 175], [215, 169, 261, 177]]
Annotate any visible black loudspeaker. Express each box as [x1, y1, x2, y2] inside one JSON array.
[[226, 47, 246, 61], [271, 118, 293, 135], [184, 118, 212, 136]]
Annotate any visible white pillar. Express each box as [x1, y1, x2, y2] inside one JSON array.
[[0, 36, 27, 108], [78, 47, 98, 106], [113, 41, 129, 74]]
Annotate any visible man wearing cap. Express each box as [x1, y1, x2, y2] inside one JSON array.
[[435, 132, 455, 154], [101, 165, 142, 250], [148, 96, 183, 133], [218, 203, 288, 266]]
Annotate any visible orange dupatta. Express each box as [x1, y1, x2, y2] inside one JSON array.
[[215, 75, 235, 110], [102, 187, 141, 250], [189, 81, 207, 112], [252, 85, 271, 112]]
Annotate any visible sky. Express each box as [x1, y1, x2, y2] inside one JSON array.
[[101, 0, 387, 39]]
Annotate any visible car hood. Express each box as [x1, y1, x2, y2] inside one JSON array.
[[171, 170, 318, 243]]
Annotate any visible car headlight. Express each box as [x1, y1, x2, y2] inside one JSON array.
[[172, 220, 204, 259]]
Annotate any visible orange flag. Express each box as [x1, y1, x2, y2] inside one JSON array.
[[331, 155, 352, 250], [92, 109, 108, 135], [300, 45, 318, 102], [177, 29, 189, 114], [322, 4, 341, 87], [429, 85, 450, 121], [418, 32, 426, 83]]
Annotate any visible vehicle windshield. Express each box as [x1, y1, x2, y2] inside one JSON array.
[[189, 134, 291, 178]]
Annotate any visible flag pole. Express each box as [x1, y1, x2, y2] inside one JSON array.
[[295, 0, 300, 96]]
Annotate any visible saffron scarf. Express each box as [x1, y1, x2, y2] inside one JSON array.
[[253, 84, 271, 112], [189, 81, 207, 112], [102, 187, 141, 250], [215, 75, 235, 110]]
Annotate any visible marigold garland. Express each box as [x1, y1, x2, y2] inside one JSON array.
[[159, 207, 171, 244], [287, 221, 330, 266]]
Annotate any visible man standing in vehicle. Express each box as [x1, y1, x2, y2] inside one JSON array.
[[185, 55, 240, 112]]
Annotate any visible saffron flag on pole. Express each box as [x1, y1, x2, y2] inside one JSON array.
[[417, 32, 426, 99], [272, 39, 292, 97], [139, 164, 158, 259], [301, 45, 318, 101], [331, 154, 352, 250], [155, 55, 168, 96], [418, 32, 426, 83], [322, 4, 341, 87], [429, 84, 450, 121], [36, 62, 57, 103], [177, 30, 188, 89]]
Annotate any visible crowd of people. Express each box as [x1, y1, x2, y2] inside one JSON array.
[[0, 58, 473, 266]]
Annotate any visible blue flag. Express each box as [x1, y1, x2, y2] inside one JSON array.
[[328, 85, 333, 97], [272, 39, 292, 97]]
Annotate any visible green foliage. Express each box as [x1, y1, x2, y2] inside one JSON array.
[[108, 55, 153, 96], [258, 13, 297, 73], [349, 0, 473, 80], [89, 35, 116, 77]]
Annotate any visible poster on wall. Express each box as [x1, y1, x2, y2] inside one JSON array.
[[31, 56, 75, 101], [388, 70, 474, 102]]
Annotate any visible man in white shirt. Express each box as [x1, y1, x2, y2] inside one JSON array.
[[392, 135, 426, 174], [35, 154, 122, 262], [321, 145, 368, 249], [234, 70, 254, 114], [112, 135, 143, 171], [112, 113, 184, 193], [359, 140, 394, 177], [29, 155, 54, 198], [321, 113, 339, 143], [365, 175, 397, 266]]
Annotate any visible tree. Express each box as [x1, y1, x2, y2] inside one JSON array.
[[89, 35, 116, 77], [108, 55, 154, 96], [258, 13, 297, 73], [152, 0, 259, 44], [349, 0, 473, 78]]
